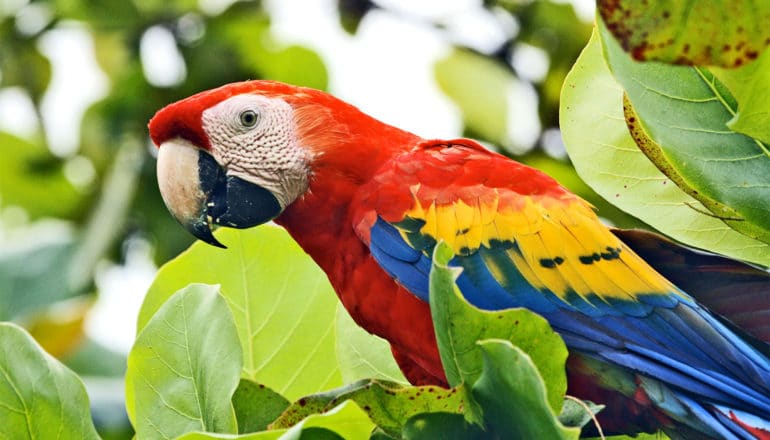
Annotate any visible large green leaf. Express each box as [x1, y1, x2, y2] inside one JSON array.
[[599, 20, 770, 246], [472, 340, 579, 440], [0, 322, 99, 439], [428, 242, 569, 415], [272, 379, 464, 438], [335, 304, 407, 385], [0, 132, 86, 219], [560, 28, 770, 266], [139, 225, 343, 400], [127, 284, 241, 439], [597, 0, 770, 67]]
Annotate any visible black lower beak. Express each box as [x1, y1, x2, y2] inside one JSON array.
[[157, 139, 283, 249], [188, 151, 282, 248]]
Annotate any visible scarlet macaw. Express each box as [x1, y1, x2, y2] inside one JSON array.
[[149, 80, 770, 439]]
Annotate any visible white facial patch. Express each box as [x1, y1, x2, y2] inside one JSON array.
[[201, 94, 311, 209]]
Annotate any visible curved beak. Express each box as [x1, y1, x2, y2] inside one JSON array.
[[156, 139, 282, 248]]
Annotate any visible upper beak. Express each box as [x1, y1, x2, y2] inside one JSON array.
[[156, 139, 282, 248]]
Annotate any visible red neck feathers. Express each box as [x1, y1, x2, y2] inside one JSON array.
[[275, 87, 422, 277]]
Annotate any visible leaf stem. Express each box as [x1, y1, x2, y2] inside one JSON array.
[[564, 394, 604, 440]]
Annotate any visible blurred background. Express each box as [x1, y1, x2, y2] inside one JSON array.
[[0, 0, 643, 437]]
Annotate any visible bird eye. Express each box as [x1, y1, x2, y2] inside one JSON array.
[[239, 110, 259, 128]]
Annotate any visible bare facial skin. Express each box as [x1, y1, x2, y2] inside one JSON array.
[[201, 94, 311, 209]]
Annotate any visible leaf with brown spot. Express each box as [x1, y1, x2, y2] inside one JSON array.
[[600, 19, 770, 247], [271, 379, 465, 438], [560, 28, 770, 266], [598, 0, 770, 67]]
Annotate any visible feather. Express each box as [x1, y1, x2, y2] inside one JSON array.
[[353, 141, 770, 438], [615, 228, 770, 349]]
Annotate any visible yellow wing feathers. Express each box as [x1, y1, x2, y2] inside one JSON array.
[[400, 192, 678, 304]]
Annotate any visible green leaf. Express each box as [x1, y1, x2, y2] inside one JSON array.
[[714, 48, 770, 145], [597, 0, 770, 67], [139, 225, 343, 400], [279, 401, 373, 440], [472, 340, 579, 440], [0, 239, 82, 320], [175, 431, 286, 440], [232, 379, 291, 434], [0, 132, 86, 219], [560, 28, 770, 266], [181, 401, 372, 440], [429, 242, 569, 414], [272, 379, 464, 438], [0, 322, 99, 439], [598, 20, 770, 247], [335, 304, 407, 385], [558, 398, 604, 430], [126, 284, 241, 439], [402, 412, 486, 440]]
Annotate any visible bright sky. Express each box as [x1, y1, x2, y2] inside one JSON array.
[[1, 0, 594, 353]]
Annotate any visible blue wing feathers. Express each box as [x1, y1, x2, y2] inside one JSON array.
[[369, 219, 431, 300], [370, 217, 422, 262], [676, 394, 745, 440], [367, 215, 770, 436], [454, 247, 558, 312]]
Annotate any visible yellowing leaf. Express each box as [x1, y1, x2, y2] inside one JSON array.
[[598, 0, 770, 67]]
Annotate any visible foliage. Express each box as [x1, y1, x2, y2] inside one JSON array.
[[126, 284, 241, 438], [0, 323, 100, 439], [139, 226, 343, 400], [0, 0, 768, 439], [133, 227, 589, 438], [561, 27, 770, 267], [600, 20, 770, 248], [597, 0, 770, 67]]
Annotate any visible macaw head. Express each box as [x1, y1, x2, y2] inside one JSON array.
[[149, 80, 417, 247]]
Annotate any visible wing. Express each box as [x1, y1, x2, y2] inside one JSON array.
[[615, 228, 770, 350], [351, 140, 770, 437]]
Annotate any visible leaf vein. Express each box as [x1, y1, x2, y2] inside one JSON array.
[[0, 363, 33, 438], [181, 294, 206, 431]]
